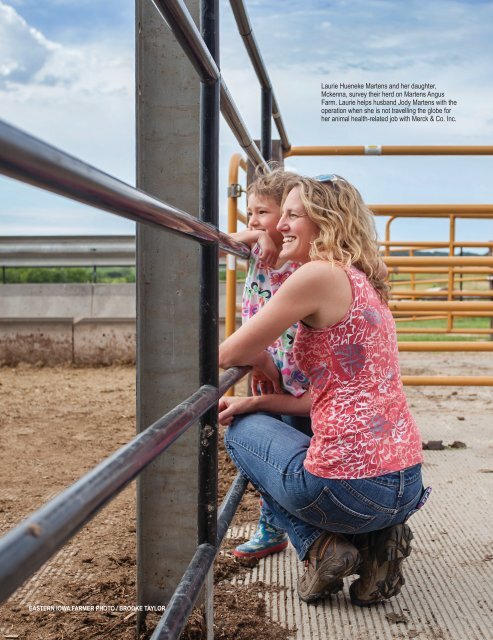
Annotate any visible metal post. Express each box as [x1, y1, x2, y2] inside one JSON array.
[[199, 0, 220, 636], [136, 0, 201, 631], [261, 87, 272, 161]]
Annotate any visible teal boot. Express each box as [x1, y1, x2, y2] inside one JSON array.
[[233, 514, 289, 559]]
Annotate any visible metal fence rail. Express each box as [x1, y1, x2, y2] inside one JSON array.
[[285, 145, 493, 156], [151, 0, 268, 169], [0, 120, 249, 260], [0, 366, 248, 604], [0, 235, 135, 268], [228, 0, 290, 154], [0, 0, 294, 637]]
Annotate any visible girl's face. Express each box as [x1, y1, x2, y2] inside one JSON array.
[[277, 187, 319, 264], [247, 193, 284, 246]]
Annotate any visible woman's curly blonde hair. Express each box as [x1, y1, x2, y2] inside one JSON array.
[[287, 174, 389, 301]]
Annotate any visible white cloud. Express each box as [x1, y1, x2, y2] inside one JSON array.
[[0, 1, 134, 182], [0, 2, 58, 86], [1, 0, 492, 241]]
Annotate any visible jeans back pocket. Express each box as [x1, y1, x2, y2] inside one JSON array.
[[296, 486, 376, 534]]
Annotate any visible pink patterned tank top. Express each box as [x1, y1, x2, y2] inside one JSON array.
[[293, 265, 422, 479]]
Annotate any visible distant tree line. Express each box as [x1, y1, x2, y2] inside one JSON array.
[[1, 266, 136, 284]]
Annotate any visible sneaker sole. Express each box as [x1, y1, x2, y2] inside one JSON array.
[[349, 524, 413, 607], [298, 551, 360, 603], [232, 539, 289, 559]]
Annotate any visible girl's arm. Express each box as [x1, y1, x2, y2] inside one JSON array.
[[229, 229, 264, 246], [230, 229, 280, 266], [219, 261, 343, 369]]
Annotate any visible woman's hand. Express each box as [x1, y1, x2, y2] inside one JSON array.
[[218, 396, 258, 426]]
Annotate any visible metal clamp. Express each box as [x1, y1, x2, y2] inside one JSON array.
[[227, 183, 244, 198]]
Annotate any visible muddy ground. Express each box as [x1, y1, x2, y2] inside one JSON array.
[[0, 355, 491, 639]]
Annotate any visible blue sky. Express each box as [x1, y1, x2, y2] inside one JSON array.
[[0, 0, 492, 245]]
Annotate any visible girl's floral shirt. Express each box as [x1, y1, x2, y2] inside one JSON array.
[[241, 243, 309, 397]]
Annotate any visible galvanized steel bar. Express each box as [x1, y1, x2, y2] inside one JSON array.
[[0, 235, 135, 268], [151, 0, 219, 81], [150, 0, 268, 169], [0, 385, 213, 603], [219, 80, 268, 168], [0, 119, 249, 259], [286, 145, 493, 156], [216, 473, 249, 543], [262, 87, 273, 161], [150, 543, 216, 640], [228, 0, 290, 151], [198, 9, 219, 614], [149, 473, 248, 640], [0, 366, 248, 605]]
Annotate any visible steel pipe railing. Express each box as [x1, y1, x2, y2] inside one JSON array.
[[0, 120, 249, 260], [389, 301, 493, 312], [385, 256, 493, 268], [398, 342, 493, 352], [389, 267, 493, 274], [286, 145, 493, 156], [150, 0, 267, 169], [372, 204, 493, 217], [402, 376, 493, 386], [151, 473, 248, 640], [391, 290, 493, 298], [152, 0, 219, 82], [198, 0, 220, 572], [0, 366, 249, 605], [380, 241, 493, 249], [228, 0, 290, 151], [219, 81, 267, 167]]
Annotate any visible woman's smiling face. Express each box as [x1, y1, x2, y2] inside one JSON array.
[[277, 187, 319, 263]]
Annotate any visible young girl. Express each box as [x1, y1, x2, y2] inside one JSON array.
[[219, 173, 427, 606], [227, 170, 311, 559]]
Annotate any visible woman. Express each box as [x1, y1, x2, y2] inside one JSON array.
[[218, 172, 428, 606]]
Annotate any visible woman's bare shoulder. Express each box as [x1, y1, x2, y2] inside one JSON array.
[[289, 260, 347, 283]]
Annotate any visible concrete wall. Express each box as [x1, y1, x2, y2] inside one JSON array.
[[0, 284, 135, 365], [0, 283, 233, 365], [1, 283, 135, 318]]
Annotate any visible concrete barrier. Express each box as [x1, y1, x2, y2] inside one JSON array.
[[0, 282, 237, 364], [0, 318, 73, 365], [74, 318, 135, 365]]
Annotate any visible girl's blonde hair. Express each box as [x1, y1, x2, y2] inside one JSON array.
[[289, 174, 389, 301], [248, 163, 299, 206]]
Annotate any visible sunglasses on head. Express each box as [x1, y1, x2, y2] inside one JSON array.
[[313, 174, 344, 183]]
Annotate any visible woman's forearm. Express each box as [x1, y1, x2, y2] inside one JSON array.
[[254, 391, 312, 416]]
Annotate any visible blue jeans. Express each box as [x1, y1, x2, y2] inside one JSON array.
[[224, 412, 423, 560], [260, 413, 312, 527]]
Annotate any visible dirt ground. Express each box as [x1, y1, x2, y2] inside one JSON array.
[[0, 356, 491, 639], [0, 364, 287, 640]]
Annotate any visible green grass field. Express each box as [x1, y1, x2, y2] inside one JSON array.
[[396, 316, 490, 341]]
